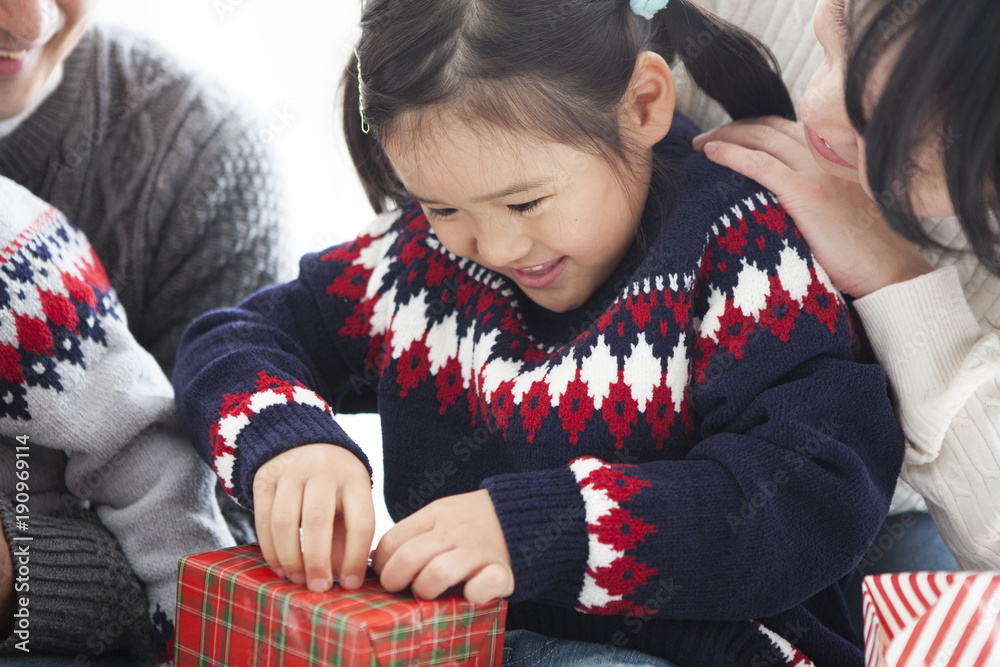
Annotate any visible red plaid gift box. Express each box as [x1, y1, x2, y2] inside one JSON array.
[[175, 544, 508, 666], [863, 572, 1000, 667]]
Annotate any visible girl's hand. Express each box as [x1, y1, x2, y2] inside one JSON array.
[[371, 489, 514, 604], [252, 443, 375, 593], [692, 116, 932, 298]]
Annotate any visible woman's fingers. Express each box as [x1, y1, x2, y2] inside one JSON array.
[[702, 141, 803, 199], [694, 116, 805, 149], [695, 119, 814, 171]]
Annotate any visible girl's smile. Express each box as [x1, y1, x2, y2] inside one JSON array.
[[383, 113, 651, 313]]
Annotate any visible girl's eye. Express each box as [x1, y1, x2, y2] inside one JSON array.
[[508, 199, 542, 214], [426, 207, 458, 219]]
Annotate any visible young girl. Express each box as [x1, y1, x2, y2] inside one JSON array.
[[173, 0, 904, 664]]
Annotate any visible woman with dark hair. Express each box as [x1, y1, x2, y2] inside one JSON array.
[[694, 0, 1000, 570], [174, 0, 904, 664]]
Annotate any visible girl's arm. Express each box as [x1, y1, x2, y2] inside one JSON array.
[[173, 214, 400, 592]]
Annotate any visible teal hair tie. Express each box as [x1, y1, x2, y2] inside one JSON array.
[[630, 0, 669, 19]]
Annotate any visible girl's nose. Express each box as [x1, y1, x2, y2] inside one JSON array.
[[0, 0, 56, 46], [474, 220, 533, 270]]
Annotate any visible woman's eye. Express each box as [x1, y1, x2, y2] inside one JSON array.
[[508, 199, 542, 214], [427, 207, 458, 219]]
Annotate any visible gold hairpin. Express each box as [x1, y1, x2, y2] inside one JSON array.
[[355, 47, 371, 135]]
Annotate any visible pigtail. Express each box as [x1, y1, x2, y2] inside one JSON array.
[[341, 48, 406, 214], [649, 0, 795, 121]]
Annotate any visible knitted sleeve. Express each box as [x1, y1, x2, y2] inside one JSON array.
[[0, 177, 235, 662], [172, 214, 399, 508], [481, 194, 905, 620], [138, 104, 283, 377], [854, 266, 1000, 569], [0, 495, 153, 662]]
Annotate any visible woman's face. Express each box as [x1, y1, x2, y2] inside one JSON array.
[[801, 0, 954, 217], [0, 0, 96, 120]]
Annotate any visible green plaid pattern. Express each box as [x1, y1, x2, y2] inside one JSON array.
[[174, 544, 507, 666]]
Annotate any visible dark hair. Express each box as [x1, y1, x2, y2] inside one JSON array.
[[845, 0, 1000, 273], [342, 0, 795, 214]]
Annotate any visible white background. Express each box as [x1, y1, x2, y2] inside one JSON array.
[[93, 0, 393, 540]]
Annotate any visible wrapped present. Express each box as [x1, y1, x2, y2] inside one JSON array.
[[863, 572, 1000, 667], [175, 544, 507, 666]]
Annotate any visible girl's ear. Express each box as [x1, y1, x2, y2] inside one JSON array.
[[625, 51, 677, 148]]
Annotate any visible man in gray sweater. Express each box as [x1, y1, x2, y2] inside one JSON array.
[[0, 0, 282, 662]]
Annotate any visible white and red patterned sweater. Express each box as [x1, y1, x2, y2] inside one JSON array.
[[0, 176, 233, 662], [174, 122, 904, 666]]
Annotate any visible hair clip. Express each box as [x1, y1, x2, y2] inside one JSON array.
[[355, 47, 371, 135], [630, 0, 670, 19]]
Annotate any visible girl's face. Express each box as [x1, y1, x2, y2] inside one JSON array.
[[384, 116, 650, 313], [802, 0, 954, 216], [0, 0, 96, 120]]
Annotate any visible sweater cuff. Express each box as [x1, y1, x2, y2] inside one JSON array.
[[231, 401, 372, 509], [481, 466, 588, 607], [0, 496, 153, 661], [854, 266, 983, 397]]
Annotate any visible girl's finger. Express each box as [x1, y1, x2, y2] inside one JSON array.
[[410, 547, 505, 602], [299, 477, 338, 592], [378, 528, 452, 594], [371, 508, 436, 575], [463, 562, 515, 605], [338, 478, 377, 590], [270, 475, 306, 585], [252, 475, 282, 578], [702, 142, 803, 200]]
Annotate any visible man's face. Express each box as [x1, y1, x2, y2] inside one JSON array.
[[0, 1, 97, 120]]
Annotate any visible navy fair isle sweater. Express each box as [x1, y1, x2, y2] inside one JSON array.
[[174, 121, 904, 667]]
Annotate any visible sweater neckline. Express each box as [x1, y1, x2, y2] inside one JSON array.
[[0, 63, 64, 139]]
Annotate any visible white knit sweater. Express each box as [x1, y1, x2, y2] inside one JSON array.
[[681, 0, 1000, 569]]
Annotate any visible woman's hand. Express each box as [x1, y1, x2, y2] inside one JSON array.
[[1, 522, 14, 636], [693, 116, 933, 298], [252, 443, 376, 593], [371, 489, 514, 604]]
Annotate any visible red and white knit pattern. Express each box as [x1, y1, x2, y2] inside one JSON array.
[[755, 621, 817, 666], [570, 456, 658, 615], [210, 370, 336, 492], [326, 193, 840, 457]]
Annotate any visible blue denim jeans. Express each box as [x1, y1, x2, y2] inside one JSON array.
[[845, 511, 958, 637], [503, 629, 675, 667]]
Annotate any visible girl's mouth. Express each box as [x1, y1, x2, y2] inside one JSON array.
[[509, 257, 567, 289]]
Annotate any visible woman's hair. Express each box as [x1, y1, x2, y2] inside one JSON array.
[[342, 0, 795, 214], [845, 0, 1000, 272]]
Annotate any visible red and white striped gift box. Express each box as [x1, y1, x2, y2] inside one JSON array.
[[863, 572, 1000, 667]]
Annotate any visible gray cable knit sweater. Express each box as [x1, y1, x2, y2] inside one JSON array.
[[0, 25, 281, 660]]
